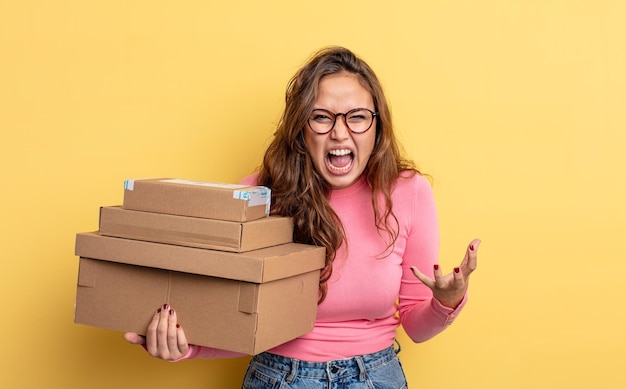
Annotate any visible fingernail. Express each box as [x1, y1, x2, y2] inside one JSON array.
[[470, 245, 474, 251], [176, 324, 180, 329], [169, 309, 174, 316], [157, 308, 161, 313], [163, 304, 169, 310], [434, 264, 439, 270], [454, 267, 460, 273]]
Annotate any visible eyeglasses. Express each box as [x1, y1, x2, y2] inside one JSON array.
[[307, 108, 378, 134]]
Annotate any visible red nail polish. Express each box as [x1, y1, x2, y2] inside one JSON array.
[[176, 324, 180, 329], [454, 267, 460, 273], [470, 245, 474, 251], [434, 264, 439, 270], [157, 308, 161, 313], [169, 309, 174, 316], [163, 304, 169, 310]]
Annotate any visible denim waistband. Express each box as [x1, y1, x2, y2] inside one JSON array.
[[250, 344, 399, 381]]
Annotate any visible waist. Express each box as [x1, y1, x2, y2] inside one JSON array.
[[251, 344, 399, 380], [265, 317, 399, 361]]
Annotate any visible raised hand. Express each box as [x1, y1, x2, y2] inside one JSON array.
[[411, 239, 480, 309]]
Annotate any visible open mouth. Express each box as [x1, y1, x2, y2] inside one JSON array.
[[326, 149, 354, 173]]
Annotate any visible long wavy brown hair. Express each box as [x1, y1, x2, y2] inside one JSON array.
[[257, 46, 420, 303]]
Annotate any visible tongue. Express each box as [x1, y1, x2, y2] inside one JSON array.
[[329, 154, 352, 168]]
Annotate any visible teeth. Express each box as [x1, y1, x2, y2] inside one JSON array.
[[327, 149, 353, 172], [330, 160, 353, 172], [328, 149, 352, 156]]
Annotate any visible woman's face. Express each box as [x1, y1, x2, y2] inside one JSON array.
[[303, 72, 377, 190]]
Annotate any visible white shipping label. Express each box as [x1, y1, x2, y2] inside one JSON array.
[[124, 180, 135, 191], [233, 187, 271, 210]]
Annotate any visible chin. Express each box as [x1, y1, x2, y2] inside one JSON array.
[[325, 174, 360, 190]]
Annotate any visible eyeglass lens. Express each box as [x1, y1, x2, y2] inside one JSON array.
[[308, 108, 375, 134]]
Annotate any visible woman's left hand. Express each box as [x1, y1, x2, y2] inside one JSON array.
[[411, 239, 481, 309]]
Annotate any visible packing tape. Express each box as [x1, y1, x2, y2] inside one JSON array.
[[233, 187, 271, 209]]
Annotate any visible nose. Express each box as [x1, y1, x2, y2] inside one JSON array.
[[330, 114, 350, 140]]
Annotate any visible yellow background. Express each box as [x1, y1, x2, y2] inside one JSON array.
[[2, 1, 624, 388]]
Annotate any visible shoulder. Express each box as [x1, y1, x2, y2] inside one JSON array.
[[238, 172, 260, 186], [390, 171, 436, 214], [392, 171, 438, 225], [393, 170, 433, 196]]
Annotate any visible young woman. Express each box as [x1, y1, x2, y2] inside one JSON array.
[[125, 46, 480, 389]]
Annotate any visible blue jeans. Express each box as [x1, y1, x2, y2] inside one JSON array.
[[241, 344, 407, 389]]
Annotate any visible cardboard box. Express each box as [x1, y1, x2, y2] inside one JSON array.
[[123, 178, 271, 222], [99, 206, 294, 252], [74, 232, 325, 354]]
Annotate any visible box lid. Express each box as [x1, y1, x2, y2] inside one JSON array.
[[98, 206, 294, 252], [123, 178, 271, 222], [75, 232, 325, 283]]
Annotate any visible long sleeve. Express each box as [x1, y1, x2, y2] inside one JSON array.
[[396, 174, 467, 342]]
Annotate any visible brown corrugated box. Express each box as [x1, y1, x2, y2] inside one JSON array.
[[123, 178, 271, 222], [74, 232, 325, 355], [99, 206, 293, 252]]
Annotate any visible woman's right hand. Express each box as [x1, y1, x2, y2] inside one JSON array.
[[123, 304, 189, 361]]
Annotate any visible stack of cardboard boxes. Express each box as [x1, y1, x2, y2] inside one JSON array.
[[74, 178, 325, 355]]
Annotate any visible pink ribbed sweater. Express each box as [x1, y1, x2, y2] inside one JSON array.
[[178, 172, 465, 362]]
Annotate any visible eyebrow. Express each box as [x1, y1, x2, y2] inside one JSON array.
[[311, 107, 375, 113]]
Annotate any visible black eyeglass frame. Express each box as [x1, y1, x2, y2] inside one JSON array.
[[307, 108, 379, 135]]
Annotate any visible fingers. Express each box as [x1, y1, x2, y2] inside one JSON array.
[[467, 239, 480, 271], [410, 240, 481, 309], [459, 239, 480, 276], [123, 332, 146, 345], [143, 304, 187, 360], [156, 304, 172, 355], [145, 307, 161, 356], [166, 308, 189, 357], [410, 266, 435, 289], [166, 307, 179, 354], [433, 264, 446, 289], [452, 266, 465, 289], [412, 263, 450, 286], [411, 263, 447, 289], [176, 321, 189, 355]]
